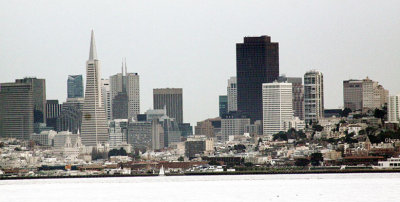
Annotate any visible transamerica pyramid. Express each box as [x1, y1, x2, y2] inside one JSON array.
[[81, 30, 109, 146]]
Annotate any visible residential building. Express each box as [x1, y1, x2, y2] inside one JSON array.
[[221, 112, 251, 142], [219, 95, 228, 117], [262, 82, 293, 136], [236, 35, 279, 123], [153, 88, 183, 123], [67, 75, 84, 98], [343, 80, 363, 111], [227, 77, 237, 112], [80, 30, 109, 146], [278, 76, 304, 120], [304, 70, 324, 124], [0, 81, 34, 139], [388, 95, 400, 123]]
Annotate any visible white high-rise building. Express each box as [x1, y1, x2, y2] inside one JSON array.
[[81, 30, 109, 146], [262, 82, 293, 136], [227, 77, 237, 112], [388, 95, 400, 124], [101, 79, 112, 120], [304, 70, 324, 124]]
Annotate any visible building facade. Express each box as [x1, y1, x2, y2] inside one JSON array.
[[278, 76, 304, 120], [236, 36, 279, 123], [219, 95, 228, 117], [221, 113, 251, 142], [67, 75, 84, 98], [153, 88, 183, 123], [16, 78, 46, 123], [304, 70, 324, 124], [343, 80, 363, 111], [101, 79, 112, 120], [388, 95, 400, 123], [262, 82, 293, 136], [80, 31, 109, 146], [227, 77, 237, 112], [46, 100, 62, 130], [57, 98, 84, 134], [0, 82, 34, 139]]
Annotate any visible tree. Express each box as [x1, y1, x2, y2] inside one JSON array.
[[178, 156, 184, 161], [295, 158, 310, 167], [374, 107, 387, 122], [244, 162, 253, 167], [310, 153, 323, 166], [233, 144, 246, 152], [273, 131, 288, 141], [108, 148, 127, 157], [340, 108, 352, 117], [313, 125, 324, 132], [0, 142, 4, 148], [14, 147, 21, 151]]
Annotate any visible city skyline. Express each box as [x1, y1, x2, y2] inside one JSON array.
[[1, 1, 400, 125]]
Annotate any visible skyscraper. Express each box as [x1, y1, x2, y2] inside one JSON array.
[[227, 77, 237, 112], [219, 95, 228, 117], [388, 95, 400, 123], [236, 36, 279, 123], [0, 82, 34, 139], [67, 75, 84, 98], [80, 31, 109, 146], [343, 79, 363, 111], [101, 79, 112, 120], [278, 76, 304, 120], [153, 88, 183, 123], [304, 70, 324, 124], [262, 82, 293, 136], [16, 77, 46, 123], [46, 100, 62, 129]]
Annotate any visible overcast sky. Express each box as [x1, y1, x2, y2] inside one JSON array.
[[1, 0, 399, 125]]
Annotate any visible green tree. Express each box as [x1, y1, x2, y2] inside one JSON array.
[[295, 158, 310, 167], [340, 108, 352, 117], [178, 156, 184, 161], [310, 153, 323, 166]]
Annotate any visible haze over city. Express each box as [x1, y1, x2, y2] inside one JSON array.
[[1, 0, 399, 125]]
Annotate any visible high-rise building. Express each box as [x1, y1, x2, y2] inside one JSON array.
[[151, 119, 164, 150], [262, 82, 293, 136], [195, 117, 221, 138], [109, 62, 140, 120], [128, 121, 152, 151], [227, 77, 237, 112], [46, 100, 62, 129], [278, 76, 304, 120], [388, 95, 400, 123], [153, 88, 183, 123], [221, 112, 250, 142], [101, 79, 112, 120], [109, 119, 128, 146], [16, 77, 46, 123], [0, 82, 34, 139], [219, 95, 228, 117], [304, 70, 324, 124], [236, 36, 279, 123], [67, 75, 84, 98], [57, 97, 84, 134], [80, 30, 109, 146], [343, 77, 388, 111]]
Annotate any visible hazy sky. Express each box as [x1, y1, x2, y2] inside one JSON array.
[[1, 0, 399, 125]]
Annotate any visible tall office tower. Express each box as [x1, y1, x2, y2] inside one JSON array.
[[151, 119, 164, 150], [343, 80, 363, 111], [110, 62, 140, 120], [388, 95, 400, 123], [236, 36, 279, 123], [153, 88, 183, 123], [262, 82, 293, 136], [219, 95, 228, 117], [343, 77, 388, 112], [57, 97, 84, 134], [101, 79, 112, 120], [67, 75, 84, 98], [278, 76, 304, 120], [80, 31, 109, 146], [0, 82, 34, 139], [46, 100, 62, 129], [304, 70, 324, 125], [108, 119, 128, 146], [16, 77, 46, 123], [227, 77, 237, 112], [128, 121, 152, 151]]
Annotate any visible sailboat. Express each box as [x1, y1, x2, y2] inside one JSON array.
[[159, 165, 165, 176]]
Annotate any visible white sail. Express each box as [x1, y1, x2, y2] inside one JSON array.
[[159, 165, 165, 176]]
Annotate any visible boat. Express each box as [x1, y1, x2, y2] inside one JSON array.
[[159, 165, 165, 176]]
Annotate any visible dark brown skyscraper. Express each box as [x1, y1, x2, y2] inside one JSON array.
[[153, 88, 183, 123], [236, 36, 279, 123]]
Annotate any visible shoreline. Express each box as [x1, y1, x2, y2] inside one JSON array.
[[2, 169, 400, 181]]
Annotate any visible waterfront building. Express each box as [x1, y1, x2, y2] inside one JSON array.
[[80, 30, 109, 146], [219, 95, 228, 117], [46, 100, 62, 130], [16, 77, 46, 123], [153, 88, 183, 123], [221, 112, 250, 142], [227, 77, 237, 112], [67, 75, 84, 98], [388, 95, 400, 124], [101, 79, 112, 120], [262, 82, 293, 136], [304, 70, 324, 124], [278, 76, 304, 120], [0, 81, 34, 139], [236, 35, 279, 123]]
